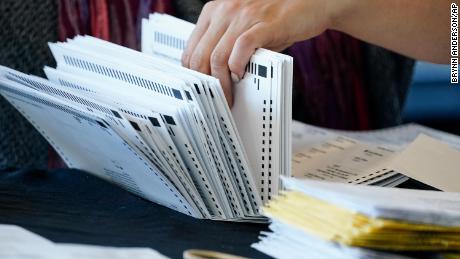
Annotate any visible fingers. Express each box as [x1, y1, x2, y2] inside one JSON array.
[[188, 19, 229, 75], [182, 1, 274, 107], [181, 2, 213, 67], [228, 22, 272, 79], [210, 25, 244, 106]]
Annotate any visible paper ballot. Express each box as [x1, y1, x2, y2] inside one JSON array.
[[0, 13, 292, 221], [252, 177, 460, 259], [142, 13, 293, 202], [252, 222, 411, 259], [292, 120, 460, 191], [291, 122, 407, 187], [292, 136, 399, 185], [292, 120, 460, 152], [2, 12, 460, 223], [389, 135, 460, 192], [281, 176, 460, 227]]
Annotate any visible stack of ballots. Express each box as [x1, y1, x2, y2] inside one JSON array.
[[252, 177, 460, 258], [0, 14, 292, 221]]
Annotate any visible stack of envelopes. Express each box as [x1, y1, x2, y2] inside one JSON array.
[[253, 177, 460, 258]]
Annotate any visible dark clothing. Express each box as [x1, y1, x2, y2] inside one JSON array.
[[0, 0, 57, 170], [363, 44, 415, 129], [0, 0, 414, 169], [288, 31, 371, 130]]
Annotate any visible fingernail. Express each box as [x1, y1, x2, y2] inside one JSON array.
[[231, 72, 240, 83]]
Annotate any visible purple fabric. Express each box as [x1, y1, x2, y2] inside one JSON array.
[[287, 30, 370, 130], [53, 0, 175, 168]]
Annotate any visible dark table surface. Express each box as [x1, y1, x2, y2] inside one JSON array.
[[0, 168, 269, 259]]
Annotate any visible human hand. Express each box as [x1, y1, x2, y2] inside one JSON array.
[[181, 0, 335, 106]]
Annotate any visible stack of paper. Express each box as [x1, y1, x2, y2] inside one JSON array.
[[252, 177, 460, 258], [0, 224, 168, 259], [142, 13, 294, 202], [3, 12, 460, 224], [292, 119, 460, 193], [291, 120, 460, 153], [0, 14, 292, 221]]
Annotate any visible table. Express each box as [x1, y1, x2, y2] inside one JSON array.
[[0, 168, 269, 258]]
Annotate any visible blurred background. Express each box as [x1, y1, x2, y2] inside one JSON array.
[[403, 62, 460, 135]]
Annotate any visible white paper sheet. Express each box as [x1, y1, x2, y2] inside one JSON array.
[[292, 136, 398, 184], [252, 222, 410, 259], [282, 175, 460, 226], [389, 134, 460, 192], [292, 120, 460, 152], [0, 78, 196, 217], [0, 225, 169, 259], [142, 14, 293, 204]]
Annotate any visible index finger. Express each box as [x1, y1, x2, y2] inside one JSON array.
[[228, 23, 272, 79], [181, 2, 213, 67]]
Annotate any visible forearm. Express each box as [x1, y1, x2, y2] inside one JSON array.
[[330, 0, 451, 64], [183, 0, 452, 105]]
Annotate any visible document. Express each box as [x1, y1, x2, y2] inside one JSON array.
[[390, 134, 460, 192], [252, 177, 460, 258], [142, 13, 294, 202], [0, 13, 293, 220], [0, 224, 52, 245], [252, 222, 410, 259], [282, 176, 460, 226], [292, 136, 399, 185], [0, 224, 169, 259], [1, 12, 460, 223], [292, 121, 460, 188], [56, 245, 169, 259], [292, 120, 460, 152]]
